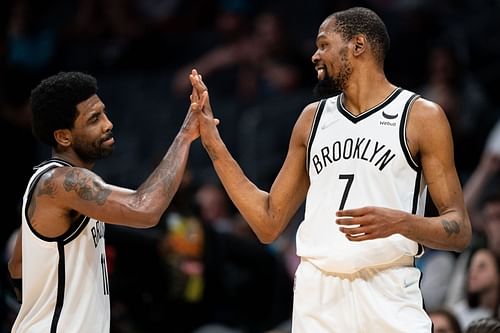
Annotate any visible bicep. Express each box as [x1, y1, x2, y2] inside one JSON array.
[[410, 100, 465, 214], [268, 106, 314, 222], [51, 168, 150, 226]]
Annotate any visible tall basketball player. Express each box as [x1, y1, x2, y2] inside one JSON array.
[[190, 6, 472, 333], [8, 71, 207, 332]]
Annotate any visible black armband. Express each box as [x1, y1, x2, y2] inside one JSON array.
[[8, 274, 22, 303]]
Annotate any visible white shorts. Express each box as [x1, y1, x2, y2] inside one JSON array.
[[292, 258, 432, 333]]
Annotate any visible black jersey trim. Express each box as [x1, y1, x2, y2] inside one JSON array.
[[50, 241, 65, 333], [399, 93, 420, 171], [411, 170, 422, 214], [25, 164, 60, 241], [63, 216, 90, 244], [33, 158, 73, 171], [25, 160, 89, 243], [306, 99, 327, 172], [337, 88, 403, 124]]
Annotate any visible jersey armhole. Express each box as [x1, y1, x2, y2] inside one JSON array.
[[399, 94, 421, 171], [306, 99, 327, 173]]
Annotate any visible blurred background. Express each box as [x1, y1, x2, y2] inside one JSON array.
[[1, 0, 500, 332]]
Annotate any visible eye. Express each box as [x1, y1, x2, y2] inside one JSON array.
[[89, 114, 100, 123]]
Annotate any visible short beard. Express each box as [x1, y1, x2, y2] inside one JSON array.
[[73, 137, 114, 164], [313, 75, 341, 99]]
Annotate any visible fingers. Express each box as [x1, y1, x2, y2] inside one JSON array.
[[189, 69, 209, 95], [199, 90, 208, 110], [336, 207, 370, 218]]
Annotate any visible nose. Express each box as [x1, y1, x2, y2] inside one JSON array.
[[312, 50, 320, 64], [103, 113, 113, 132]]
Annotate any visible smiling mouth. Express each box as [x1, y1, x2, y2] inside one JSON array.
[[102, 135, 114, 144]]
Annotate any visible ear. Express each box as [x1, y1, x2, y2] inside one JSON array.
[[352, 34, 367, 56], [54, 129, 72, 148]]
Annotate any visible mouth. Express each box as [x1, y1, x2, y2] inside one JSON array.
[[102, 134, 115, 145], [315, 66, 326, 80]]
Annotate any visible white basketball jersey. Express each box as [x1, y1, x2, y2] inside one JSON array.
[[12, 159, 110, 333], [297, 88, 426, 273]]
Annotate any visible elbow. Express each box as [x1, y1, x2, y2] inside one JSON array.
[[128, 208, 164, 229], [256, 229, 281, 244], [139, 212, 163, 228], [452, 221, 472, 252], [455, 229, 472, 253]]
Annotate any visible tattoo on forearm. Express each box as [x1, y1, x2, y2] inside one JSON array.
[[136, 137, 187, 206], [441, 219, 460, 237], [63, 169, 111, 205]]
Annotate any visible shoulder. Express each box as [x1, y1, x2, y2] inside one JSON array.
[[35, 166, 102, 196], [408, 96, 448, 124], [298, 100, 323, 124], [407, 96, 451, 140], [292, 101, 322, 143]]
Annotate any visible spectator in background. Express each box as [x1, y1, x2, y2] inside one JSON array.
[[463, 121, 500, 234], [465, 317, 500, 333], [6, 0, 60, 72], [428, 308, 462, 333], [465, 318, 500, 333], [450, 248, 500, 331], [171, 11, 306, 103], [140, 189, 293, 332], [195, 182, 237, 234], [418, 246, 457, 312], [445, 125, 500, 310], [418, 44, 494, 180]]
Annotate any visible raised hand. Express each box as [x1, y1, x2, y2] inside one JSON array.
[[178, 73, 208, 142], [188, 69, 221, 154]]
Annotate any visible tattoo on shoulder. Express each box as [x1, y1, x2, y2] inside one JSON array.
[[38, 176, 57, 198], [63, 169, 111, 205], [441, 219, 460, 236]]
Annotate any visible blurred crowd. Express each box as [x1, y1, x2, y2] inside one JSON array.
[[1, 0, 500, 332]]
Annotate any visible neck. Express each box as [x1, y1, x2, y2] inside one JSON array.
[[342, 67, 396, 116], [479, 288, 499, 310], [52, 150, 95, 169]]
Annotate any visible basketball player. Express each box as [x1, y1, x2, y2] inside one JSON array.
[[190, 6, 472, 333], [8, 71, 208, 332]]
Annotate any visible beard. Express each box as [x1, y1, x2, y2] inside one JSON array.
[[73, 134, 114, 163], [313, 48, 352, 99], [313, 74, 341, 99]]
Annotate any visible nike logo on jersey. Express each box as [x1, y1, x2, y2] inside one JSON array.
[[321, 119, 339, 129], [382, 111, 398, 119]]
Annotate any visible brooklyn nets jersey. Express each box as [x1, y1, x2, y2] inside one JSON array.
[[12, 159, 110, 333], [297, 88, 426, 273]]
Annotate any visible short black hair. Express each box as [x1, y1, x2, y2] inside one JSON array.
[[31, 71, 98, 147], [327, 7, 390, 65]]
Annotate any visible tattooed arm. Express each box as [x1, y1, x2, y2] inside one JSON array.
[[31, 103, 201, 233], [336, 98, 472, 252]]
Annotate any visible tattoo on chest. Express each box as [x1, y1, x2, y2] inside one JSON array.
[[63, 169, 111, 205]]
